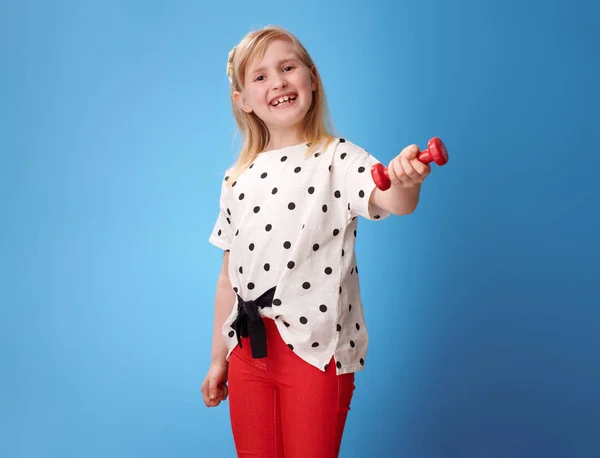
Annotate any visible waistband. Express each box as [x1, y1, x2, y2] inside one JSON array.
[[231, 286, 276, 359]]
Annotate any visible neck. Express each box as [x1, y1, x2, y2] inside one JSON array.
[[264, 123, 305, 151]]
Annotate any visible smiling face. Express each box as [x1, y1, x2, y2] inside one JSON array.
[[233, 38, 318, 138]]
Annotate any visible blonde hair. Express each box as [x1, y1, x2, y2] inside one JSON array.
[[225, 25, 336, 186]]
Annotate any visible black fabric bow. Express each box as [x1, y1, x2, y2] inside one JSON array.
[[231, 286, 277, 358]]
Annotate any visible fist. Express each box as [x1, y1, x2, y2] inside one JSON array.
[[201, 362, 229, 407], [387, 144, 431, 188]]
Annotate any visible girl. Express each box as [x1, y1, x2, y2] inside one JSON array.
[[201, 25, 431, 458]]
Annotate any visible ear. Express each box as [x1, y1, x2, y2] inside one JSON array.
[[233, 91, 253, 113]]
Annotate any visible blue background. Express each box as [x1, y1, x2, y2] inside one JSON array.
[[1, 0, 599, 457]]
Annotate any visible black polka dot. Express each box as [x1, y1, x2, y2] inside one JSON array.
[[235, 229, 239, 236], [249, 243, 255, 251], [288, 202, 296, 210], [217, 229, 222, 236], [374, 214, 381, 219], [272, 187, 278, 194], [350, 340, 355, 348], [356, 323, 360, 330], [339, 286, 342, 294], [349, 304, 352, 311], [233, 287, 238, 293], [311, 342, 319, 347], [300, 316, 308, 324], [281, 156, 287, 162], [287, 261, 295, 269], [288, 344, 294, 350], [264, 263, 270, 271], [261, 172, 268, 178], [339, 138, 346, 143], [313, 244, 319, 251], [351, 267, 354, 275], [314, 152, 320, 157], [232, 181, 237, 187], [253, 206, 260, 213], [308, 186, 315, 194], [328, 165, 332, 172], [228, 330, 235, 338], [342, 249, 345, 257], [354, 230, 357, 237], [359, 190, 365, 198], [226, 218, 231, 224], [341, 152, 347, 160], [239, 266, 243, 274], [249, 163, 254, 169], [333, 229, 339, 236], [324, 267, 332, 275], [227, 208, 231, 215], [273, 298, 282, 306], [324, 364, 328, 370], [283, 241, 291, 249], [224, 176, 229, 181], [294, 166, 301, 173], [358, 166, 365, 173], [322, 204, 327, 212], [337, 324, 341, 331], [356, 266, 359, 274], [239, 193, 245, 200], [360, 358, 364, 366], [319, 304, 327, 312], [302, 282, 310, 289], [334, 190, 341, 198], [248, 282, 255, 290], [284, 321, 290, 327], [265, 224, 272, 231], [336, 361, 342, 369]]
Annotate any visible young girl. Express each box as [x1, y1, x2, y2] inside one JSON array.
[[201, 25, 431, 458]]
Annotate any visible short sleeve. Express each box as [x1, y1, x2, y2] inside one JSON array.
[[208, 172, 235, 251], [345, 151, 391, 221]]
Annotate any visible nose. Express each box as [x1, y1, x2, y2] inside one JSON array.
[[272, 73, 288, 90]]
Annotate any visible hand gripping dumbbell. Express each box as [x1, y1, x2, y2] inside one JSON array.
[[371, 137, 449, 190]]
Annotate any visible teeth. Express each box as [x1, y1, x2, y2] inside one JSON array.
[[272, 95, 296, 106]]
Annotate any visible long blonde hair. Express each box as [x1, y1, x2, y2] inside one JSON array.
[[225, 26, 336, 186]]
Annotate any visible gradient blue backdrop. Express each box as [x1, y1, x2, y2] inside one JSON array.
[[1, 0, 598, 457]]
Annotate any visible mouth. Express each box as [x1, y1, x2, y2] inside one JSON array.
[[270, 92, 298, 108]]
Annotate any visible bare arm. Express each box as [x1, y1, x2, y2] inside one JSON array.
[[369, 183, 421, 216], [211, 251, 236, 365]]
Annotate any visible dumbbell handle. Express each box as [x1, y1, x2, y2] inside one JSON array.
[[371, 137, 448, 191]]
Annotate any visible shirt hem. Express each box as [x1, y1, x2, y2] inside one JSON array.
[[336, 362, 366, 375]]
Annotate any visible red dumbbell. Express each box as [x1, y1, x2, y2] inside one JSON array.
[[371, 137, 449, 191]]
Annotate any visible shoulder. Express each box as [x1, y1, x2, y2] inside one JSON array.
[[329, 137, 373, 169]]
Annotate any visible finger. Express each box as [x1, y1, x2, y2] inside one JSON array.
[[208, 380, 218, 401], [221, 383, 229, 400], [200, 380, 209, 401], [410, 158, 430, 177], [402, 144, 420, 160], [401, 155, 419, 182], [388, 158, 406, 187]]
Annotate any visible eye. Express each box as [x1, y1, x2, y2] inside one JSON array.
[[255, 75, 265, 81], [283, 66, 293, 72]]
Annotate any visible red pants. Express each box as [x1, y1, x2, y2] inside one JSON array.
[[228, 317, 355, 458]]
